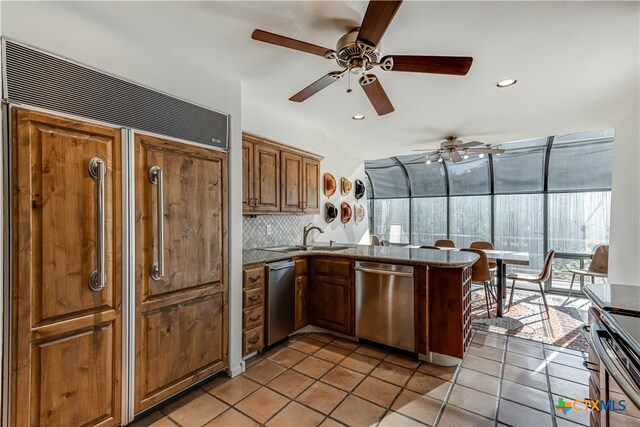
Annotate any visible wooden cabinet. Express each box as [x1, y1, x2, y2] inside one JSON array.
[[309, 258, 355, 335], [253, 142, 281, 213], [242, 263, 266, 356], [303, 158, 321, 214], [242, 140, 253, 210], [294, 258, 309, 329], [281, 151, 304, 213], [134, 134, 228, 413], [242, 132, 322, 215], [11, 108, 122, 426]]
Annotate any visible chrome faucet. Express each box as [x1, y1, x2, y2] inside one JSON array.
[[303, 222, 323, 246]]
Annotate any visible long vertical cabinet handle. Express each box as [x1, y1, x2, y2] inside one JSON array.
[[88, 157, 107, 291], [149, 165, 165, 281]]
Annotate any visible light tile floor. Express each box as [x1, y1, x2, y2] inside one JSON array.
[[134, 329, 590, 427]]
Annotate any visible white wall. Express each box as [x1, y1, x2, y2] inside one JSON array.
[[0, 0, 245, 411], [609, 108, 640, 286], [242, 99, 369, 245]]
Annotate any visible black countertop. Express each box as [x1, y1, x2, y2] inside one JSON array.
[[584, 283, 640, 316]]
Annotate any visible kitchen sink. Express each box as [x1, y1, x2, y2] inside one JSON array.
[[264, 245, 349, 253]]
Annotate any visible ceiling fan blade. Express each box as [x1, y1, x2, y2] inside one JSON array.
[[467, 147, 505, 154], [252, 29, 334, 57], [289, 71, 344, 102], [458, 140, 484, 149], [382, 55, 473, 75], [450, 151, 462, 163], [359, 74, 394, 116], [357, 0, 403, 49], [412, 149, 438, 152]]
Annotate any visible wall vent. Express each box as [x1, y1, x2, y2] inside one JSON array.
[[3, 39, 228, 150]]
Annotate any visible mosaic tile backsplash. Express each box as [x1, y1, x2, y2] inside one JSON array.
[[243, 215, 316, 249]]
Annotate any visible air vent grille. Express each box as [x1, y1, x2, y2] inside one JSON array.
[[3, 40, 228, 150]]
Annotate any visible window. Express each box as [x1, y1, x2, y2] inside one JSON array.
[[411, 198, 447, 245], [399, 154, 446, 197], [548, 129, 614, 191], [493, 138, 546, 194], [548, 192, 611, 254], [372, 199, 410, 244], [447, 157, 490, 196], [494, 194, 544, 273], [365, 158, 409, 199], [449, 196, 491, 248]]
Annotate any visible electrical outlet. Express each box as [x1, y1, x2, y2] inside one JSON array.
[[266, 224, 272, 236]]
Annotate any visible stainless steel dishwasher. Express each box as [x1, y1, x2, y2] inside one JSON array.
[[266, 260, 296, 346], [355, 261, 415, 352]]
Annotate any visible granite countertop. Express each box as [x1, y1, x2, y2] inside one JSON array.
[[584, 283, 640, 315], [243, 244, 478, 268]]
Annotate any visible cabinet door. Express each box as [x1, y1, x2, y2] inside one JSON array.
[[281, 151, 304, 213], [242, 140, 254, 212], [134, 134, 228, 413], [253, 143, 280, 212], [303, 158, 321, 214], [295, 275, 309, 329], [11, 108, 122, 427], [311, 277, 351, 334]]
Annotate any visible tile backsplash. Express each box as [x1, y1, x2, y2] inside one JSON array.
[[243, 215, 316, 249]]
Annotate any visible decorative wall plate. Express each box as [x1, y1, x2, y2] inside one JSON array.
[[341, 202, 352, 224], [341, 177, 352, 196], [324, 173, 336, 197], [354, 203, 365, 224], [325, 202, 338, 223], [354, 179, 365, 200]]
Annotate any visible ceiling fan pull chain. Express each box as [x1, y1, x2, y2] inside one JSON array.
[[347, 64, 352, 93]]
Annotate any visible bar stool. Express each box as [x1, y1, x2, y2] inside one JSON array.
[[567, 244, 608, 298], [434, 239, 455, 248], [507, 250, 556, 313], [461, 248, 494, 317]]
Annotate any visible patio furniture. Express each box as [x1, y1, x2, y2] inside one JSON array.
[[507, 250, 556, 313], [567, 244, 609, 298]]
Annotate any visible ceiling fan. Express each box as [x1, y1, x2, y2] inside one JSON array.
[[413, 136, 505, 163], [251, 0, 473, 116]]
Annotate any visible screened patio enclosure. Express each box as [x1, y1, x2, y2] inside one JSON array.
[[364, 129, 614, 294]]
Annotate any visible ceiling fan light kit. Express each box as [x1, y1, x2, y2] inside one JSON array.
[[417, 136, 505, 164], [251, 0, 473, 116]]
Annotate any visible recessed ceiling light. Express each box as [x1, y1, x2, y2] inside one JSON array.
[[496, 78, 517, 88], [352, 114, 365, 120]]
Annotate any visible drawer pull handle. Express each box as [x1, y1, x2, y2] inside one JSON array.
[[249, 315, 261, 322], [248, 337, 260, 345], [249, 296, 261, 302], [582, 325, 591, 333], [248, 275, 261, 282], [583, 361, 599, 372]]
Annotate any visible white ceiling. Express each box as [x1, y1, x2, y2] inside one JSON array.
[[8, 1, 640, 159]]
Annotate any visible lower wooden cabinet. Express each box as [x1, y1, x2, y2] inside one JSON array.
[[294, 258, 309, 329], [309, 258, 354, 335], [243, 263, 266, 356]]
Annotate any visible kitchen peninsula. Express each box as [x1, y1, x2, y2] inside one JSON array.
[[242, 245, 478, 365]]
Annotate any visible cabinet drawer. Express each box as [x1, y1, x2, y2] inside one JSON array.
[[243, 306, 264, 329], [313, 258, 352, 278], [243, 325, 264, 355], [243, 287, 264, 308], [243, 266, 265, 289]]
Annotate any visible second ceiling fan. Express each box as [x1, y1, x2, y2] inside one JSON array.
[[252, 0, 473, 116]]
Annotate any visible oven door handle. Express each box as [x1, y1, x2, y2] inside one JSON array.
[[591, 325, 640, 410]]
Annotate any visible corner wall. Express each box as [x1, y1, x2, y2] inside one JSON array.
[[609, 109, 640, 285]]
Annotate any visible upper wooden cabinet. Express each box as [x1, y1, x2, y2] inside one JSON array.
[[243, 132, 322, 215]]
